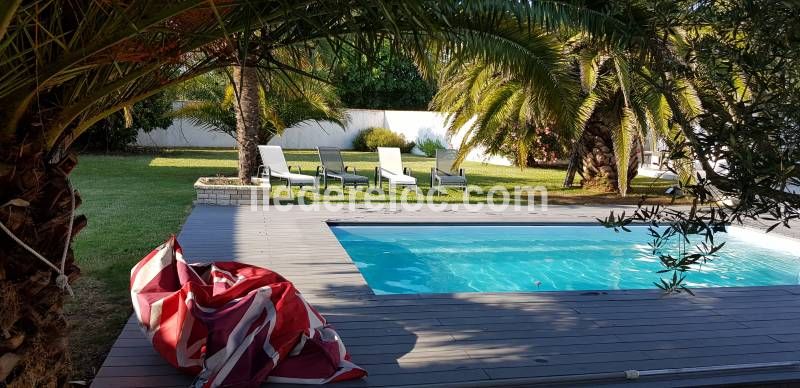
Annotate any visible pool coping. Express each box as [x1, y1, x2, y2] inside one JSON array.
[[329, 220, 615, 226], [327, 219, 800, 240]]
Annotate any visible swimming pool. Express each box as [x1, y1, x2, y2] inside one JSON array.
[[330, 223, 800, 294]]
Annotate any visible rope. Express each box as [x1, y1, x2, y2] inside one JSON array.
[[57, 177, 76, 295], [0, 177, 76, 297]]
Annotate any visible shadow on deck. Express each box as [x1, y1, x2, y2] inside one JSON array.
[[91, 205, 800, 387]]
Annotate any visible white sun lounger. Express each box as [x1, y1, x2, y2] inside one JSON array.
[[257, 145, 317, 191], [375, 147, 417, 188]]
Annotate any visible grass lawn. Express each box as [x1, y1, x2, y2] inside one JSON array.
[[176, 149, 675, 204], [66, 148, 676, 380]]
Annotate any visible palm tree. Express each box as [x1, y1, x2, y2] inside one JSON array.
[[232, 64, 262, 184], [0, 4, 261, 385], [431, 59, 583, 168], [567, 41, 702, 195], [0, 1, 611, 384], [432, 30, 702, 195], [173, 66, 346, 176], [429, 20, 594, 169]]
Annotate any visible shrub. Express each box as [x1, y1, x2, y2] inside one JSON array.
[[417, 137, 446, 157], [76, 91, 173, 152], [498, 126, 569, 167], [353, 127, 414, 153], [334, 44, 436, 110]]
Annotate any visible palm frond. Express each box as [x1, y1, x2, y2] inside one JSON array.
[[611, 54, 632, 108], [0, 0, 21, 40], [609, 106, 638, 196], [170, 100, 236, 136], [577, 48, 602, 92], [673, 78, 703, 118], [570, 90, 601, 141]]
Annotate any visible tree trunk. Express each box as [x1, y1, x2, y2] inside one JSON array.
[[0, 135, 84, 387], [578, 113, 641, 194], [563, 142, 582, 188], [232, 65, 261, 185]]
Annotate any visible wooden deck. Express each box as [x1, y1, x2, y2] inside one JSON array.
[[92, 204, 800, 387]]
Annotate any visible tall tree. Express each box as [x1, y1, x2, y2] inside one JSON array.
[[174, 70, 345, 141], [0, 4, 249, 385], [431, 59, 580, 168], [231, 29, 268, 184], [568, 44, 701, 195], [429, 20, 587, 168], [432, 19, 700, 196], [173, 64, 345, 166]]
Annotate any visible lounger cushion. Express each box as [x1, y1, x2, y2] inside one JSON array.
[[383, 172, 417, 185], [273, 172, 317, 185], [327, 172, 369, 184], [436, 175, 467, 186]]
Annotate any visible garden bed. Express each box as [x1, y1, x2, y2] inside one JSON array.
[[194, 177, 271, 205]]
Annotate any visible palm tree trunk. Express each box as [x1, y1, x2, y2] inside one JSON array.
[[563, 142, 583, 188], [232, 65, 261, 185], [0, 136, 84, 387], [578, 113, 640, 193]]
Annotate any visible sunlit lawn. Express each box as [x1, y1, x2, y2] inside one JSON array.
[[66, 148, 675, 381]]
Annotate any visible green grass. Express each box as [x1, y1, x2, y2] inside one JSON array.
[[65, 148, 675, 380], [66, 149, 236, 379], [180, 149, 674, 204]]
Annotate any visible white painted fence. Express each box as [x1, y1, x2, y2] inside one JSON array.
[[135, 107, 512, 165]]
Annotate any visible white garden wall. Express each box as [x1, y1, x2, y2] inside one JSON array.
[[267, 109, 384, 150], [136, 107, 513, 165]]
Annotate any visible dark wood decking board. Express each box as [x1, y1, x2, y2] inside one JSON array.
[[92, 205, 800, 387]]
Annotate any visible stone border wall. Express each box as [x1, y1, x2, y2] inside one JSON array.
[[194, 178, 271, 205]]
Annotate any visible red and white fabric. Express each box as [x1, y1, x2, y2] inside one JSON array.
[[130, 236, 366, 387]]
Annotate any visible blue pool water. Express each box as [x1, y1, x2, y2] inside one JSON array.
[[330, 224, 800, 294]]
